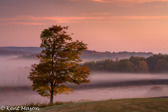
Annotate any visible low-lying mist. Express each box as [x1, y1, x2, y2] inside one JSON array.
[[0, 56, 168, 106], [0, 56, 39, 87], [89, 72, 168, 83], [1, 56, 168, 87]]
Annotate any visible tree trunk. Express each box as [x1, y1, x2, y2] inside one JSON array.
[[50, 50, 54, 104], [50, 44, 55, 104], [50, 89, 54, 104]]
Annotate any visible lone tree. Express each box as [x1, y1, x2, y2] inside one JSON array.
[[29, 25, 90, 104]]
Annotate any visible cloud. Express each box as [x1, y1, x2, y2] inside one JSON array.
[[109, 16, 168, 20], [91, 0, 168, 3], [0, 15, 168, 25], [10, 22, 44, 25], [25, 16, 102, 23], [30, 15, 168, 21], [0, 16, 103, 25], [92, 0, 111, 3], [0, 18, 17, 21]]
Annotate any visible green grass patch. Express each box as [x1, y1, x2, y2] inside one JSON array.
[[36, 98, 168, 112], [1, 98, 168, 112]]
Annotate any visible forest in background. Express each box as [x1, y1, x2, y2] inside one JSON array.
[[83, 54, 168, 73]]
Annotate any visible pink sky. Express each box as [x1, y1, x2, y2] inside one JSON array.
[[0, 0, 168, 53]]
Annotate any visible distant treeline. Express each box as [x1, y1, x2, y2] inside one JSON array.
[[82, 54, 168, 73], [81, 50, 153, 60], [0, 47, 153, 61]]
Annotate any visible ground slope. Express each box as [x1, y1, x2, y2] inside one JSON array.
[[37, 98, 168, 112]]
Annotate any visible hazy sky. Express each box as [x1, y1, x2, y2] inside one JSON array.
[[0, 0, 168, 53]]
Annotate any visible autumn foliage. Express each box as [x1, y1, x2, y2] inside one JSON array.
[[29, 25, 90, 104]]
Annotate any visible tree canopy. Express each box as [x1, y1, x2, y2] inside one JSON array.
[[83, 54, 168, 73], [29, 25, 90, 104]]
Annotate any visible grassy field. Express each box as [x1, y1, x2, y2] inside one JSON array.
[[1, 98, 168, 112], [35, 98, 168, 112]]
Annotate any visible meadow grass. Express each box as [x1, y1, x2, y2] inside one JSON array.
[[36, 98, 168, 112], [1, 98, 168, 112]]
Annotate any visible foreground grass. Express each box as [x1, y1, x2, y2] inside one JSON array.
[[1, 98, 168, 112], [36, 98, 168, 112]]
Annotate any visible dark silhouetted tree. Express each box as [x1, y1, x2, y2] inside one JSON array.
[[29, 25, 90, 104]]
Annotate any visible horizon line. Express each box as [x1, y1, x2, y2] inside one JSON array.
[[0, 46, 154, 53]]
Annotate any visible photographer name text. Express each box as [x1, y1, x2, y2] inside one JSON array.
[[0, 106, 40, 111]]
